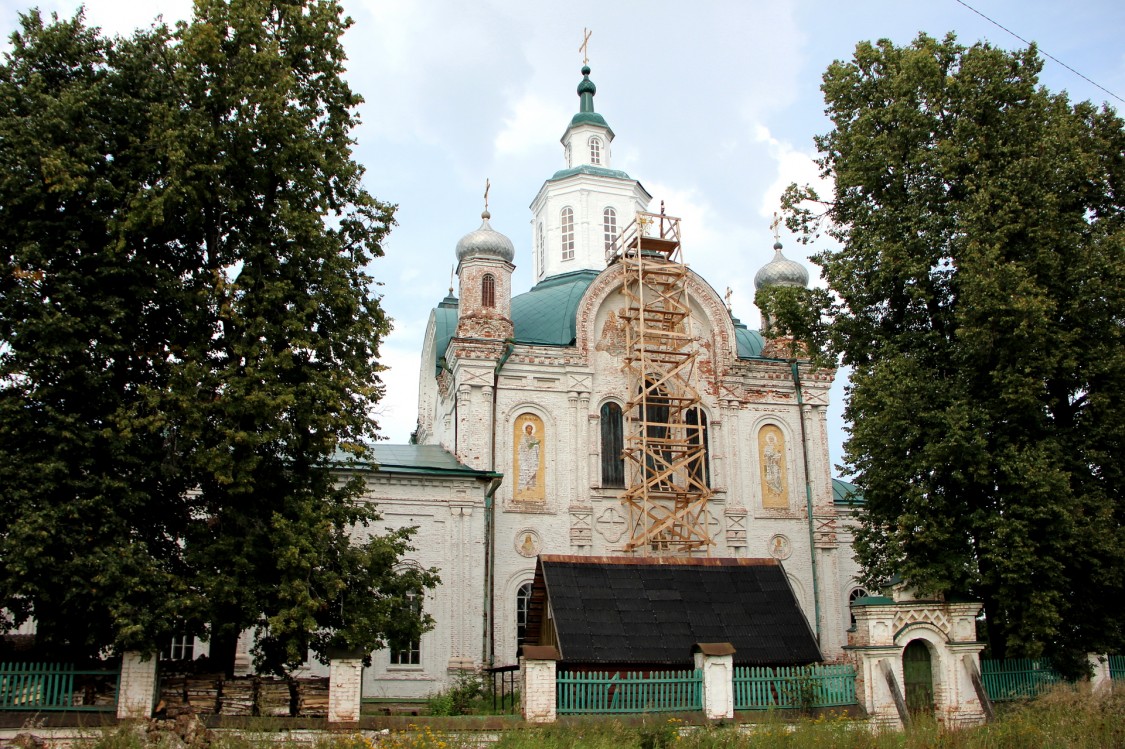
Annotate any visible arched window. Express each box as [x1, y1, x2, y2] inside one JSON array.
[[848, 587, 869, 629], [537, 222, 545, 275], [481, 273, 495, 308], [603, 207, 617, 253], [589, 137, 602, 165], [560, 207, 575, 261], [516, 582, 534, 645], [600, 402, 625, 487], [641, 379, 671, 484], [686, 407, 710, 488], [390, 592, 422, 665]]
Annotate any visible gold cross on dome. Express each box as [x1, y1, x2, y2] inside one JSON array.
[[579, 28, 592, 65], [770, 211, 782, 242], [484, 178, 490, 212]]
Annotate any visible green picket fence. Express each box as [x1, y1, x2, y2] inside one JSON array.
[[1109, 655, 1125, 681], [733, 664, 857, 710], [557, 669, 702, 714], [980, 658, 1062, 702], [0, 662, 119, 711]]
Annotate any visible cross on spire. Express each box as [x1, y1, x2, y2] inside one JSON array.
[[579, 28, 592, 65], [483, 178, 490, 213], [770, 211, 782, 243]]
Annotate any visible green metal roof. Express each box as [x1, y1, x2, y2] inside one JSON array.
[[433, 294, 458, 375], [734, 321, 765, 359], [328, 444, 498, 478], [368, 444, 499, 478], [549, 164, 631, 182], [833, 478, 864, 506], [511, 269, 600, 345], [567, 111, 613, 133]]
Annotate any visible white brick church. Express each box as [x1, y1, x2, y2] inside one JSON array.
[[350, 64, 866, 699]]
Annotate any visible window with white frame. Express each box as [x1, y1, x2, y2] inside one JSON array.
[[589, 137, 602, 165], [565, 143, 572, 168], [848, 587, 869, 628], [603, 207, 617, 254], [516, 582, 534, 645], [390, 593, 422, 666], [561, 207, 575, 261], [164, 634, 194, 661]]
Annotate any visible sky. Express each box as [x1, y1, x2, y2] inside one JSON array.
[[2, 0, 1122, 476]]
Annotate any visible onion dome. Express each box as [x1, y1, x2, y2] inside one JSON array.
[[754, 240, 809, 290], [455, 210, 515, 264], [569, 65, 611, 130]]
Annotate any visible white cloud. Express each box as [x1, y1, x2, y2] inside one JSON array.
[[494, 94, 568, 156]]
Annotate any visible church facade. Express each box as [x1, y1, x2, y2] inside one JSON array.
[[355, 65, 864, 699]]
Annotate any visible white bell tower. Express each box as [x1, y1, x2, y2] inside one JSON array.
[[529, 64, 651, 281]]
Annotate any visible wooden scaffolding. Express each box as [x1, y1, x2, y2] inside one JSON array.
[[607, 207, 714, 553]]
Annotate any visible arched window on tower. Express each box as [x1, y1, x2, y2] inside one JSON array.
[[686, 407, 710, 488], [561, 207, 575, 261], [603, 207, 617, 254], [516, 582, 534, 645], [537, 222, 545, 275], [848, 587, 869, 629], [600, 402, 625, 487], [589, 136, 602, 165], [481, 273, 495, 308]]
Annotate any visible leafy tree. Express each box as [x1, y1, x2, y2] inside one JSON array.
[[0, 2, 437, 673], [779, 34, 1125, 670]]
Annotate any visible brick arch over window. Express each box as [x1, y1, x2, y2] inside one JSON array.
[[481, 273, 496, 308]]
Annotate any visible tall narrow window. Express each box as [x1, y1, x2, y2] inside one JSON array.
[[603, 207, 617, 253], [589, 137, 602, 165], [481, 273, 496, 308], [390, 593, 422, 666], [849, 588, 869, 628], [561, 207, 575, 261], [687, 407, 710, 488], [537, 222, 545, 275], [600, 402, 625, 487], [516, 582, 534, 645], [565, 143, 572, 168]]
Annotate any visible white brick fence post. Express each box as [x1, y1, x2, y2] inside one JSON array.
[[520, 646, 559, 723], [327, 649, 365, 723], [117, 651, 158, 719], [693, 643, 735, 720]]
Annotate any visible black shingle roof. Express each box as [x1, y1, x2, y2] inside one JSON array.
[[526, 555, 822, 667]]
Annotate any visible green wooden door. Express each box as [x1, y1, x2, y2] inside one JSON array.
[[903, 640, 934, 714]]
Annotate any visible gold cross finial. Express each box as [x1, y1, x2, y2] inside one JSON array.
[[770, 211, 782, 243], [724, 286, 733, 312], [579, 28, 592, 65], [483, 178, 490, 212]]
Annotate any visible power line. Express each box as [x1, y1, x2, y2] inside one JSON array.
[[952, 0, 1124, 105]]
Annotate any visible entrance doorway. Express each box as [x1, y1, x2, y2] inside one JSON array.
[[903, 639, 934, 714]]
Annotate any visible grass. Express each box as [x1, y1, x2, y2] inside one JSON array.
[[66, 685, 1125, 749]]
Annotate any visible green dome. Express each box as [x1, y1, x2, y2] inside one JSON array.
[[511, 270, 599, 345]]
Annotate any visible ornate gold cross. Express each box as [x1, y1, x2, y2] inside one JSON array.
[[483, 178, 490, 213], [579, 28, 592, 65], [770, 211, 782, 242]]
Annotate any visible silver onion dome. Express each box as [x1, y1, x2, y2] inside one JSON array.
[[455, 210, 516, 264], [754, 241, 809, 290]]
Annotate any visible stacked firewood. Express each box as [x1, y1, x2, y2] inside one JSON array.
[[218, 676, 255, 716], [295, 677, 329, 717], [257, 678, 294, 717]]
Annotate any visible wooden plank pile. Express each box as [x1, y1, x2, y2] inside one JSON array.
[[257, 678, 294, 717], [184, 674, 222, 714], [219, 676, 255, 716], [295, 677, 329, 717]]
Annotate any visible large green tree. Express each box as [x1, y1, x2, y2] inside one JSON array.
[[772, 34, 1125, 669], [0, 1, 436, 673]]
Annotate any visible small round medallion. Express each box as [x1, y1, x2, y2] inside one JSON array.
[[768, 534, 792, 560], [515, 529, 542, 558]]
